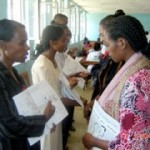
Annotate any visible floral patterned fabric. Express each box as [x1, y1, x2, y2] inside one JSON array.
[[109, 68, 150, 150]]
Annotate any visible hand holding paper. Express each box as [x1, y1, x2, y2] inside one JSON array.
[[44, 101, 55, 121], [13, 81, 68, 145], [88, 101, 120, 141]]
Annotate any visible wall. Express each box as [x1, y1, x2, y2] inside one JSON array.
[[86, 13, 150, 40], [0, 0, 7, 19]]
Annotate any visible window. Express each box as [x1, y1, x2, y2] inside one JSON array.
[[7, 0, 87, 60]]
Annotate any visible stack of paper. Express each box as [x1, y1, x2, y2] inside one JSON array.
[[88, 100, 120, 150], [62, 55, 87, 89], [59, 73, 84, 107], [13, 81, 68, 145]]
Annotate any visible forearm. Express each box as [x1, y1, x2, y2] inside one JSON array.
[[3, 115, 47, 137], [61, 97, 80, 106], [0, 92, 47, 138], [94, 138, 108, 150]]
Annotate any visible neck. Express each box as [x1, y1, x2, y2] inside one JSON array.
[[0, 53, 13, 71], [124, 49, 135, 62], [43, 49, 56, 60], [43, 49, 57, 68]]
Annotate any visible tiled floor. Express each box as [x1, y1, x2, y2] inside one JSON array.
[[67, 82, 93, 150]]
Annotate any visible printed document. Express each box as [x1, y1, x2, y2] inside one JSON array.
[[63, 55, 87, 76], [13, 80, 68, 145], [59, 73, 84, 107], [88, 100, 120, 150]]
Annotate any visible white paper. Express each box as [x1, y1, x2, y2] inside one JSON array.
[[88, 100, 120, 150], [13, 81, 68, 145], [75, 56, 84, 62], [59, 73, 84, 107], [63, 55, 87, 76], [77, 77, 85, 89]]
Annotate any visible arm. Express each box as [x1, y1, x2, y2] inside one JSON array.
[[61, 97, 80, 106], [82, 133, 108, 150], [0, 89, 47, 138]]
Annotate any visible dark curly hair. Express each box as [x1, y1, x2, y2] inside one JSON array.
[[104, 15, 150, 59]]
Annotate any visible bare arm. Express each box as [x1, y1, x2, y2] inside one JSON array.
[[82, 133, 108, 150]]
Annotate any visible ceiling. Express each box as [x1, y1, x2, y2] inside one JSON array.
[[72, 0, 150, 13]]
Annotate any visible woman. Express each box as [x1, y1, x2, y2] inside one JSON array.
[[82, 15, 150, 149], [0, 19, 55, 150], [31, 25, 82, 150], [84, 14, 124, 121]]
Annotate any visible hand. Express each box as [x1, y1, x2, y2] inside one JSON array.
[[82, 133, 95, 149], [80, 96, 88, 106], [44, 101, 55, 121], [79, 71, 89, 79], [68, 76, 78, 89], [95, 95, 100, 101], [83, 102, 91, 122], [50, 123, 56, 133]]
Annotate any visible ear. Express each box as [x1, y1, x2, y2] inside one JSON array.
[[117, 38, 127, 50], [0, 40, 6, 50], [49, 40, 57, 46]]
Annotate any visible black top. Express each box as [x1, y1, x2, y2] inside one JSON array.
[[91, 56, 124, 100], [0, 62, 46, 150]]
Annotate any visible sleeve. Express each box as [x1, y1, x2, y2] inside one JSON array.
[[108, 70, 150, 149], [0, 77, 47, 138]]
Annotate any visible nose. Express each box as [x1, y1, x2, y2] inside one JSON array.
[[26, 44, 30, 51]]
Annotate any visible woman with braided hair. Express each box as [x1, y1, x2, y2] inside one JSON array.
[[82, 15, 150, 149]]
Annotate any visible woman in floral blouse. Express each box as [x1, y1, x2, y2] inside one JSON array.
[[82, 15, 150, 149]]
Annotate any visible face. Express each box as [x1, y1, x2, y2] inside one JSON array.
[[52, 32, 68, 53], [4, 28, 29, 63], [99, 25, 105, 44], [65, 29, 71, 45], [102, 28, 124, 62]]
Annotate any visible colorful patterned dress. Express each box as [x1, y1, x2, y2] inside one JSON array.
[[109, 68, 150, 150]]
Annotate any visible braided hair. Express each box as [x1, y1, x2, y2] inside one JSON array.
[[104, 15, 150, 59], [100, 9, 125, 27]]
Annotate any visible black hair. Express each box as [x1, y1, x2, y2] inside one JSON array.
[[99, 10, 125, 44], [50, 13, 68, 25], [145, 31, 149, 35], [83, 37, 90, 44], [100, 15, 115, 27], [104, 15, 150, 59], [35, 25, 65, 57], [94, 42, 101, 51], [100, 9, 125, 27], [115, 9, 125, 17], [53, 24, 71, 37], [0, 19, 25, 42]]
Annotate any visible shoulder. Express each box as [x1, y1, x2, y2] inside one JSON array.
[[123, 68, 150, 94], [127, 68, 150, 84], [124, 68, 150, 95], [32, 55, 51, 70], [121, 68, 150, 109]]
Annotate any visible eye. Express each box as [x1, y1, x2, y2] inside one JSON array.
[[18, 41, 26, 46]]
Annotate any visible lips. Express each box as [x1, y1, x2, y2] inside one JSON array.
[[24, 52, 28, 59]]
